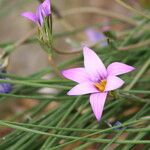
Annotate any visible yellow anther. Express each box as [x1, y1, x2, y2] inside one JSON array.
[[94, 80, 107, 92]]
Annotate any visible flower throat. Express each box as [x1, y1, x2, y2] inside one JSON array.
[[94, 80, 107, 92]]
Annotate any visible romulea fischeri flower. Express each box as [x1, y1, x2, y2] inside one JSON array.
[[86, 28, 108, 47], [0, 81, 12, 93], [21, 0, 51, 26], [62, 46, 135, 121]]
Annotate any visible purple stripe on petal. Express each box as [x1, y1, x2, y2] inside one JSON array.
[[42, 0, 51, 15], [83, 46, 107, 82], [21, 12, 37, 24], [62, 68, 90, 83], [90, 92, 107, 121], [36, 5, 44, 26], [107, 62, 135, 76], [67, 82, 98, 95], [105, 75, 124, 92]]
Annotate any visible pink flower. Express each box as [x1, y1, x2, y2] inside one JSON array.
[[62, 46, 135, 121], [21, 0, 51, 26]]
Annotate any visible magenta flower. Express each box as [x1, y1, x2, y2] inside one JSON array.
[[62, 47, 135, 121], [21, 0, 51, 26]]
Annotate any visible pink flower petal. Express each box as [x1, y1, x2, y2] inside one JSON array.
[[62, 68, 90, 83], [107, 62, 135, 76], [36, 5, 44, 26], [21, 12, 37, 24], [83, 46, 107, 82], [105, 75, 124, 91], [67, 82, 98, 95], [42, 0, 51, 15], [90, 92, 108, 121]]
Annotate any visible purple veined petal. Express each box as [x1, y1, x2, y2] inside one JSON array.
[[105, 75, 124, 91], [21, 12, 37, 24], [107, 62, 135, 76], [42, 0, 51, 15], [36, 5, 44, 26], [62, 68, 90, 83], [83, 46, 107, 82], [90, 92, 108, 121], [67, 82, 99, 95]]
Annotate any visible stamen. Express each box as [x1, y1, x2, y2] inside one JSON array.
[[94, 80, 107, 92]]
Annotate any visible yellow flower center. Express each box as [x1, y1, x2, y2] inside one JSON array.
[[94, 80, 107, 92]]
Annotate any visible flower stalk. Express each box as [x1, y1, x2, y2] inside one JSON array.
[[22, 0, 62, 77]]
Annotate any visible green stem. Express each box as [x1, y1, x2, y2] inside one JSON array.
[[125, 58, 150, 90]]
